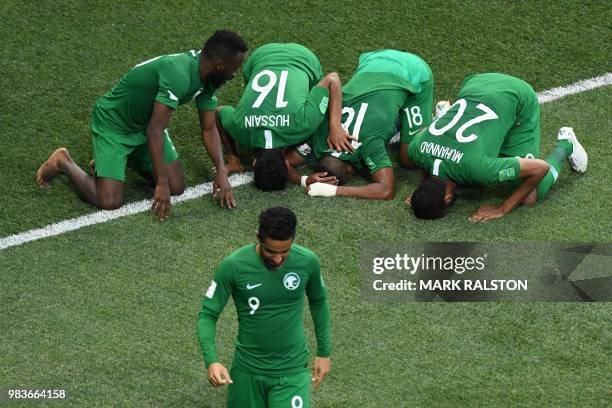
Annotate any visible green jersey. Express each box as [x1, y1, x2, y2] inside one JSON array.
[[408, 73, 541, 186], [300, 72, 411, 173], [197, 244, 331, 376], [355, 50, 434, 144], [93, 50, 218, 133], [219, 43, 329, 149]]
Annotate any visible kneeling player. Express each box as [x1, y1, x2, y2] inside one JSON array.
[[286, 50, 434, 200], [215, 43, 348, 191], [405, 73, 587, 221], [36, 30, 248, 219]]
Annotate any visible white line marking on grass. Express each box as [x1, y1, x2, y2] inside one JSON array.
[[1, 72, 611, 251], [0, 173, 253, 251], [537, 73, 612, 103]]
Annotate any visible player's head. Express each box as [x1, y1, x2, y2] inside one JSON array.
[[410, 176, 456, 219], [257, 207, 297, 269], [253, 149, 288, 191], [201, 29, 248, 87], [312, 155, 354, 185]]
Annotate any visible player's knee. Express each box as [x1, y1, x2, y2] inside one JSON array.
[[97, 195, 122, 210], [169, 180, 185, 196]]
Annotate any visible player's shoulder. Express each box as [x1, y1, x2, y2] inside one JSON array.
[[218, 244, 257, 272], [290, 244, 320, 264]]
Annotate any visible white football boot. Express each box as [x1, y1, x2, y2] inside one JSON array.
[[557, 127, 588, 172], [434, 100, 451, 119]]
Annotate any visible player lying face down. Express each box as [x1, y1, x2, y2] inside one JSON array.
[[405, 73, 587, 222], [214, 43, 349, 189]]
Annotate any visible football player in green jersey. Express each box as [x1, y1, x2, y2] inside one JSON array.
[[405, 73, 588, 221], [197, 207, 331, 408], [284, 50, 434, 200], [215, 43, 349, 191], [36, 30, 247, 220]]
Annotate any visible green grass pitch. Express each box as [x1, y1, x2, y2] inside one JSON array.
[[1, 1, 611, 406]]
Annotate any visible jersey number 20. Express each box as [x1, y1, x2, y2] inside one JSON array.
[[429, 98, 498, 143]]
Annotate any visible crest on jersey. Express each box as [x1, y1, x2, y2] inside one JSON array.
[[283, 272, 300, 290]]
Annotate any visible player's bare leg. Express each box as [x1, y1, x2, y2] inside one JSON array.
[[133, 160, 185, 195], [37, 147, 124, 209]]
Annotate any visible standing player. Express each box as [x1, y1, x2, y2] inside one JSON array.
[[406, 73, 588, 221], [197, 207, 331, 408], [36, 30, 248, 220], [286, 50, 434, 200], [216, 42, 348, 191]]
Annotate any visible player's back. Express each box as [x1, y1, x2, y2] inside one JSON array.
[[95, 51, 203, 133], [220, 43, 327, 148], [408, 73, 538, 185]]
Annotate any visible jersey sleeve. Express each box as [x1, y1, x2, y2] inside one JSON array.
[[306, 254, 332, 358], [196, 257, 234, 367], [359, 138, 392, 174], [195, 86, 218, 111], [155, 62, 188, 110]]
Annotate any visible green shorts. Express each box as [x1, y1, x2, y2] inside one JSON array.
[[227, 366, 310, 408], [90, 111, 179, 181]]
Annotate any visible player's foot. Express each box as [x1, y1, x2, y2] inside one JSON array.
[[434, 100, 451, 118], [89, 159, 96, 176], [36, 148, 70, 188], [557, 127, 587, 172]]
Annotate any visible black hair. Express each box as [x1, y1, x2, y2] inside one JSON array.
[[258, 207, 297, 241], [253, 149, 288, 191], [312, 155, 352, 185], [203, 29, 248, 60], [410, 177, 448, 219]]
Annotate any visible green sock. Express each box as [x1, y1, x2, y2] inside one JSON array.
[[536, 140, 573, 199]]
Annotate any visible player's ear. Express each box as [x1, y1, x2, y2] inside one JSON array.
[[444, 181, 456, 207]]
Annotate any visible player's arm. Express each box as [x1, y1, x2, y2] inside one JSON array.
[[399, 143, 418, 169], [285, 149, 337, 186], [470, 158, 549, 222], [199, 109, 235, 209], [197, 260, 234, 387], [338, 167, 394, 200], [317, 73, 355, 153], [215, 107, 244, 173], [305, 255, 331, 388], [308, 167, 395, 200], [147, 102, 174, 221]]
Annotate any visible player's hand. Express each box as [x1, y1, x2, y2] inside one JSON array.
[[152, 182, 171, 221], [306, 182, 338, 197], [213, 170, 235, 209], [327, 124, 356, 153], [469, 205, 505, 222], [306, 172, 337, 186], [226, 154, 245, 174], [311, 357, 330, 389], [207, 363, 233, 387]]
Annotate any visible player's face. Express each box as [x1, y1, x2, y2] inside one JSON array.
[[257, 236, 293, 270], [207, 52, 247, 88]]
